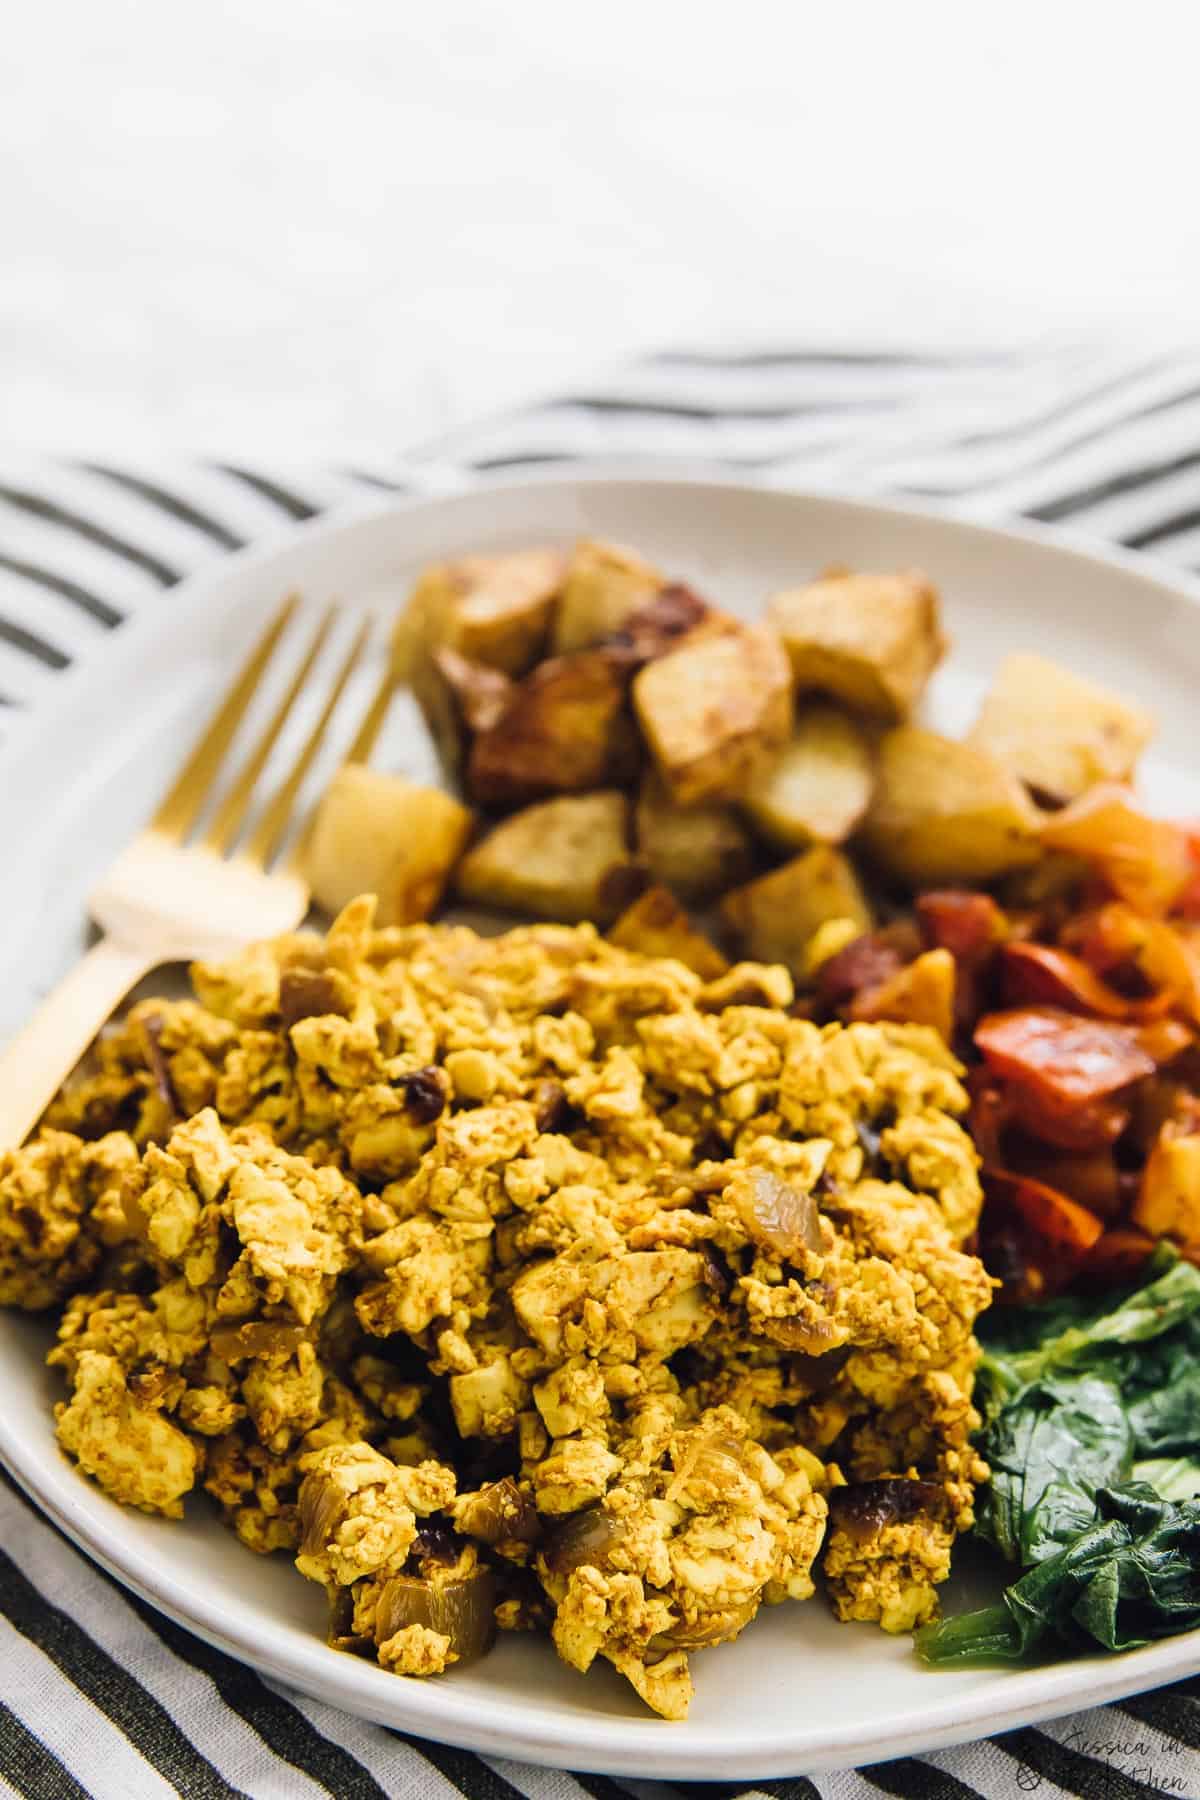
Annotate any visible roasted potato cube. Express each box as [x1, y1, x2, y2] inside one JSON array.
[[967, 651, 1155, 803], [466, 650, 638, 808], [609, 584, 730, 661], [634, 773, 755, 904], [411, 647, 513, 782], [860, 727, 1041, 887], [609, 885, 729, 979], [305, 766, 473, 925], [551, 539, 663, 655], [767, 570, 946, 721], [1133, 1134, 1200, 1242], [633, 624, 793, 805], [395, 548, 564, 677], [720, 847, 872, 969], [848, 947, 956, 1043], [800, 916, 865, 980], [454, 792, 644, 924], [742, 706, 876, 849]]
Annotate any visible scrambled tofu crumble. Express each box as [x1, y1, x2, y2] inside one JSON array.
[[1, 897, 991, 1718]]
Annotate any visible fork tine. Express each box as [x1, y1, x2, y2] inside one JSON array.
[[282, 656, 400, 874], [152, 593, 299, 841], [201, 605, 337, 854], [343, 661, 399, 767], [243, 617, 373, 867]]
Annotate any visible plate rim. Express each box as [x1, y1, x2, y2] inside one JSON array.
[[4, 467, 1200, 1777], [9, 1439, 1200, 1779], [5, 462, 1200, 771]]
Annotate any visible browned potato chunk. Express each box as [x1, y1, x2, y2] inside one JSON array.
[[466, 650, 638, 808], [305, 766, 473, 925], [1133, 1135, 1200, 1241], [609, 886, 729, 979], [454, 792, 643, 924], [742, 706, 876, 849], [767, 570, 946, 721], [967, 651, 1155, 803], [860, 726, 1041, 886], [848, 948, 956, 1043], [610, 584, 730, 661], [395, 548, 564, 677], [634, 773, 755, 904], [633, 625, 793, 805], [720, 847, 872, 969], [551, 539, 663, 654], [411, 647, 513, 782]]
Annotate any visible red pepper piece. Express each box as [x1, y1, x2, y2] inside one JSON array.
[[815, 933, 904, 1010], [975, 1006, 1155, 1106], [917, 890, 1007, 963], [1040, 786, 1193, 916], [1006, 1080, 1131, 1152], [1083, 1227, 1157, 1286], [1005, 1145, 1122, 1219], [1134, 1016, 1194, 1066], [984, 1169, 1104, 1284], [1001, 941, 1166, 1021]]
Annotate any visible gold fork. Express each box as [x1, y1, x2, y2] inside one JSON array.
[[0, 596, 394, 1149]]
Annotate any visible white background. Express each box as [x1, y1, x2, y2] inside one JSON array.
[[3, 1, 1199, 458]]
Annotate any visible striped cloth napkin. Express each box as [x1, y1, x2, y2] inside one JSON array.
[[2, 342, 1199, 1800]]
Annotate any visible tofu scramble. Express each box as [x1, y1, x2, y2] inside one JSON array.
[[0, 897, 992, 1718]]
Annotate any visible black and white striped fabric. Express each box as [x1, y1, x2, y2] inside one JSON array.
[[3, 342, 1200, 1799]]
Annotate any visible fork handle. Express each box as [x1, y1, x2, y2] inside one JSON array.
[[0, 937, 155, 1149]]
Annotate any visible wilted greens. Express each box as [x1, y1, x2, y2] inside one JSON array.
[[917, 1253, 1200, 1667]]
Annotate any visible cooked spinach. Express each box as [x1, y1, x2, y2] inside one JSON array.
[[1125, 1327, 1200, 1453], [917, 1254, 1200, 1668], [975, 1373, 1132, 1564], [919, 1486, 1200, 1666], [975, 1254, 1200, 1416], [1133, 1457, 1200, 1502]]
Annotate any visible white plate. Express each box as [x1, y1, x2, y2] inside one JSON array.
[[2, 473, 1199, 1780]]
